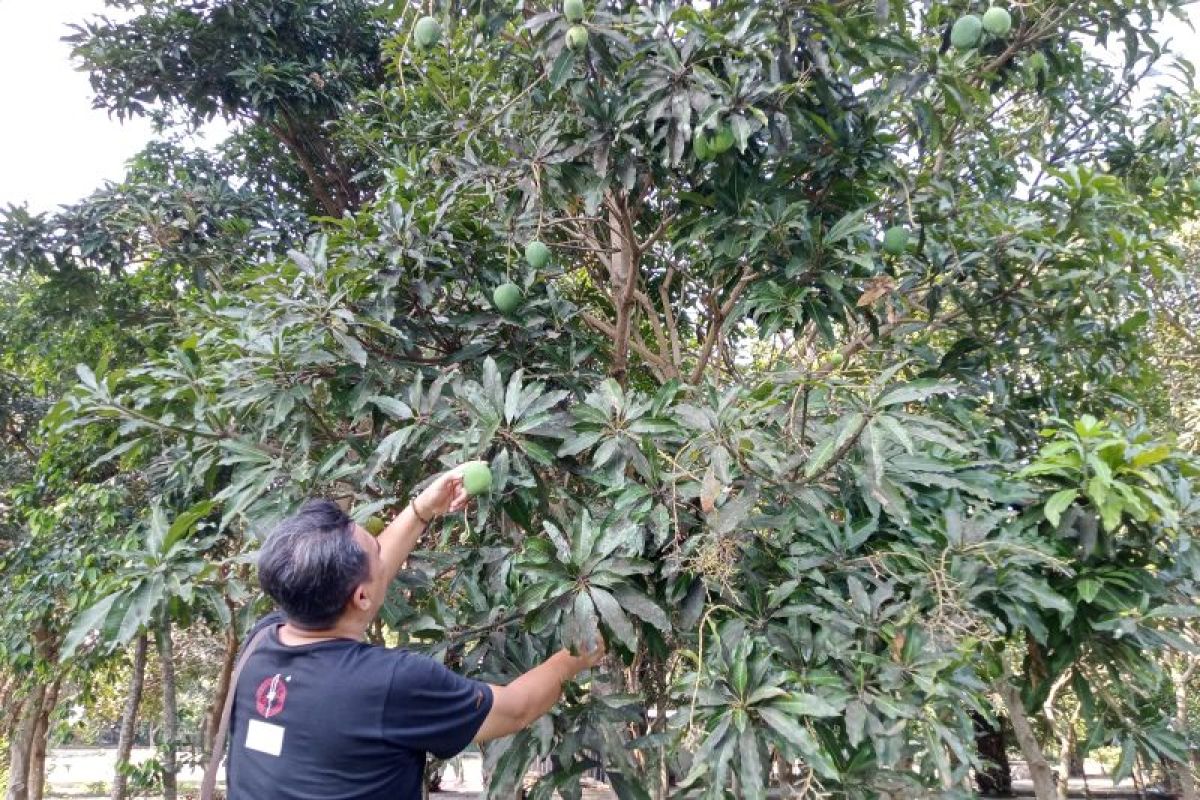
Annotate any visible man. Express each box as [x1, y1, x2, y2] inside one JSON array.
[[226, 464, 604, 798]]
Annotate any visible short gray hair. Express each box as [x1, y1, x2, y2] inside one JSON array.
[[258, 499, 368, 629]]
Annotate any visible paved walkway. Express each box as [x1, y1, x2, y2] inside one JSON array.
[[44, 747, 616, 798], [43, 748, 1147, 799]]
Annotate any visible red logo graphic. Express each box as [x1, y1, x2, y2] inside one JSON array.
[[255, 674, 287, 719]]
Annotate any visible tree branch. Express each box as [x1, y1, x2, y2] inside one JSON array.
[[637, 213, 676, 257], [689, 267, 755, 384], [659, 265, 683, 368], [634, 289, 677, 380], [580, 311, 669, 381]]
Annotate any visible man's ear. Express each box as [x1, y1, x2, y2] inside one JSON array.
[[352, 584, 372, 612]]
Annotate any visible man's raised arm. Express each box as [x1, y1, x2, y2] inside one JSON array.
[[375, 463, 476, 581], [475, 642, 606, 743]]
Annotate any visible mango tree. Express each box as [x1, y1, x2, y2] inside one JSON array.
[[28, 0, 1200, 796]]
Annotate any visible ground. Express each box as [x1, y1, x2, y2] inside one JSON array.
[[42, 747, 617, 798], [43, 747, 1143, 798]]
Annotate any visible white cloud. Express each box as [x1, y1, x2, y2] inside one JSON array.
[[0, 0, 228, 214], [0, 1, 1193, 215], [0, 0, 159, 213]]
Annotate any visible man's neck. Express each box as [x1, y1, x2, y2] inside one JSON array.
[[278, 618, 365, 646]]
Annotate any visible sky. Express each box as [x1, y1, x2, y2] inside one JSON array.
[[0, 1, 1196, 215], [0, 0, 154, 213], [0, 0, 229, 214]]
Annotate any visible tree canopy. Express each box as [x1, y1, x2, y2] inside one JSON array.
[[3, 0, 1200, 798]]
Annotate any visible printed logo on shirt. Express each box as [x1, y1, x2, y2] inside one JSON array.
[[255, 674, 288, 718]]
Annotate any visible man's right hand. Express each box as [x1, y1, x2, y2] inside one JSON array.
[[412, 461, 479, 520], [475, 634, 607, 744], [566, 636, 606, 674]]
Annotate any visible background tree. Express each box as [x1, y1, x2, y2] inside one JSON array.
[[4, 0, 1200, 797]]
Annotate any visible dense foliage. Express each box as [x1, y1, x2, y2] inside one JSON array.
[[3, 0, 1200, 798]]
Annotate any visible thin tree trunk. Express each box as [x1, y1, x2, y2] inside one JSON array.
[[0, 674, 13, 720], [1041, 669, 1073, 800], [973, 711, 1012, 796], [262, 116, 347, 218], [1174, 657, 1198, 800], [203, 624, 239, 761], [159, 618, 179, 800], [997, 679, 1057, 800], [606, 195, 637, 388], [656, 693, 670, 800], [1056, 729, 1071, 800], [2, 689, 25, 743], [26, 677, 61, 800], [5, 683, 46, 800], [110, 633, 148, 800]]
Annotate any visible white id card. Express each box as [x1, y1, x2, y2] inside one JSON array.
[[245, 719, 285, 757]]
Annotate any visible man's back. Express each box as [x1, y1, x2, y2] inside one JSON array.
[[226, 614, 493, 800]]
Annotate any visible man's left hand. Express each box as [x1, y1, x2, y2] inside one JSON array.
[[412, 462, 478, 520]]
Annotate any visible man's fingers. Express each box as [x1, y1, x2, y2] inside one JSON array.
[[443, 483, 470, 512]]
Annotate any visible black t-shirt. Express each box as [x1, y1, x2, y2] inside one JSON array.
[[227, 613, 493, 799]]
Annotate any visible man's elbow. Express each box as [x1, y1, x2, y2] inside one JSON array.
[[514, 695, 544, 729], [481, 685, 547, 740], [516, 684, 564, 729]]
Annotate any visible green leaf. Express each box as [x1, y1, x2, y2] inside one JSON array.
[[803, 436, 837, 479], [1044, 489, 1078, 527], [876, 414, 914, 454], [598, 378, 625, 414], [1099, 497, 1124, 533], [549, 48, 575, 89], [1114, 737, 1137, 782], [368, 395, 413, 420], [61, 594, 119, 661], [1076, 577, 1101, 603], [563, 591, 599, 654], [746, 685, 788, 705], [117, 576, 163, 644], [773, 692, 843, 718], [876, 380, 957, 408], [1019, 579, 1074, 625], [163, 500, 214, 554], [558, 430, 602, 457], [824, 209, 868, 245], [845, 699, 867, 747], [590, 587, 636, 645], [488, 731, 537, 798], [678, 716, 731, 788], [329, 329, 367, 367], [756, 707, 837, 778], [1131, 444, 1171, 467], [607, 772, 651, 800], [738, 727, 766, 799], [1146, 604, 1200, 620], [614, 587, 670, 633]]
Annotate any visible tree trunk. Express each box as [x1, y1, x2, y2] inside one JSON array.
[[605, 193, 637, 387], [262, 112, 350, 218], [202, 624, 239, 761], [1055, 730, 1070, 800], [1044, 695, 1074, 800], [0, 674, 13, 722], [110, 633, 148, 800], [1174, 657, 1198, 800], [158, 619, 179, 800], [973, 711, 1013, 796], [997, 679, 1057, 800], [27, 677, 61, 800], [5, 683, 46, 800]]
